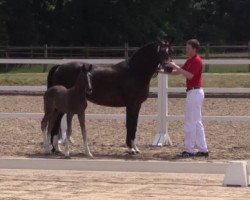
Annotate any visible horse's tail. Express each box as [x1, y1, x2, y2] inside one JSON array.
[[47, 65, 59, 89], [41, 115, 48, 132]]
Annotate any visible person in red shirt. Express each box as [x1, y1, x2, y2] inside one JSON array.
[[160, 39, 208, 158]]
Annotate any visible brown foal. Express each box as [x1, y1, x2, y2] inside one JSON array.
[[41, 64, 93, 158]]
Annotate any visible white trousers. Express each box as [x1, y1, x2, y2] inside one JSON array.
[[184, 89, 208, 153]]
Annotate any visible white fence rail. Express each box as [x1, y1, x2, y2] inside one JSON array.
[[0, 58, 250, 146], [1, 58, 250, 65], [1, 112, 250, 122]]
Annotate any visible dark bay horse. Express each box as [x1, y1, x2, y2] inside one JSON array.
[[47, 38, 174, 154], [41, 64, 93, 158]]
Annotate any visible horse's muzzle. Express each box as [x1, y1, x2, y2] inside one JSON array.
[[86, 89, 93, 95], [158, 63, 173, 74]]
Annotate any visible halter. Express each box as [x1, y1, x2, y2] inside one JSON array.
[[156, 43, 173, 75]]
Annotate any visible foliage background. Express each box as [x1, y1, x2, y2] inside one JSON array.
[[0, 0, 249, 46]]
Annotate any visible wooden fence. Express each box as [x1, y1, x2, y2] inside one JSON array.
[[1, 43, 250, 72]]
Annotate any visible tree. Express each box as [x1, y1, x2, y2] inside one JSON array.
[[0, 0, 9, 46], [0, 0, 249, 46]]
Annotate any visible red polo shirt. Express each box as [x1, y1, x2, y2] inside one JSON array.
[[182, 54, 203, 88]]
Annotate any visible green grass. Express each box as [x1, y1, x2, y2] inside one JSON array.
[[1, 72, 250, 88], [0, 73, 47, 85], [0, 64, 54, 73], [0, 64, 250, 87], [205, 65, 250, 73], [151, 73, 250, 88], [1, 64, 250, 73]]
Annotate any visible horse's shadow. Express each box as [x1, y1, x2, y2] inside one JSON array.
[[26, 152, 66, 159], [28, 143, 190, 160], [26, 153, 142, 160]]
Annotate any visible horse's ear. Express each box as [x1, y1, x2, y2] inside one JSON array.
[[164, 36, 174, 45], [168, 37, 175, 45], [156, 37, 165, 45], [88, 64, 93, 72], [81, 64, 86, 73]]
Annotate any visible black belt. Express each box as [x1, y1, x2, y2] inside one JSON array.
[[186, 87, 201, 92]]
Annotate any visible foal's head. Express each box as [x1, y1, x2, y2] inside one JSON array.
[[76, 64, 93, 94], [156, 36, 174, 73]]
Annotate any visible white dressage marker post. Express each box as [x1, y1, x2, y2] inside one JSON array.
[[152, 74, 172, 146], [223, 161, 249, 187], [152, 59, 186, 146]]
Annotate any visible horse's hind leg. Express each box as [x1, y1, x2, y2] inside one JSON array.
[[66, 114, 73, 141], [51, 112, 64, 153], [64, 113, 73, 158], [41, 114, 51, 154], [77, 112, 93, 158], [48, 112, 62, 153]]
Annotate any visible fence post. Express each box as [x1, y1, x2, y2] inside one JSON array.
[[248, 41, 250, 72], [85, 45, 89, 58], [43, 44, 48, 72], [152, 74, 172, 146], [205, 43, 210, 72], [124, 42, 129, 58], [5, 46, 9, 72]]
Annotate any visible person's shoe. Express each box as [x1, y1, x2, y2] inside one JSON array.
[[180, 151, 195, 158], [195, 151, 209, 157]]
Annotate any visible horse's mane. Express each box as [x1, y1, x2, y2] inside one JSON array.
[[130, 42, 157, 60], [128, 42, 158, 69]]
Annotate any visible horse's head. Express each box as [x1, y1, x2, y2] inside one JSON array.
[[156, 36, 174, 74], [80, 64, 93, 94], [128, 37, 174, 77]]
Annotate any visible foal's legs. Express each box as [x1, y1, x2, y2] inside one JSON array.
[[77, 112, 93, 158], [51, 112, 64, 153], [41, 114, 51, 154], [64, 113, 73, 158], [48, 112, 62, 153], [126, 104, 141, 154]]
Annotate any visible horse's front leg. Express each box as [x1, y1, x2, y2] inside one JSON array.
[[64, 113, 73, 158], [77, 112, 93, 158], [126, 104, 141, 154]]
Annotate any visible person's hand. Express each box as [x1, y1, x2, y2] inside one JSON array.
[[157, 68, 165, 73], [166, 61, 179, 70]]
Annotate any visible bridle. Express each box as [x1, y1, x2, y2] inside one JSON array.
[[153, 42, 172, 77]]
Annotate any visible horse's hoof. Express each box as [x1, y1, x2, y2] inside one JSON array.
[[135, 149, 141, 154], [87, 153, 94, 159], [53, 150, 63, 155], [127, 148, 136, 155], [51, 147, 56, 153], [133, 146, 141, 154], [44, 150, 51, 155], [65, 155, 71, 159], [44, 147, 51, 154], [64, 151, 70, 158]]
